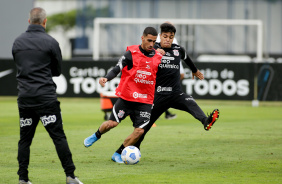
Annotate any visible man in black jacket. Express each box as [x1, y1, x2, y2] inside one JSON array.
[[12, 7, 83, 184]]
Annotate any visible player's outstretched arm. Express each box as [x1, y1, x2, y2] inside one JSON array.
[[192, 70, 204, 80], [99, 77, 108, 87]]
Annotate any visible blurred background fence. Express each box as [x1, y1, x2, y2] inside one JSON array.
[[1, 0, 282, 61], [0, 0, 281, 101]]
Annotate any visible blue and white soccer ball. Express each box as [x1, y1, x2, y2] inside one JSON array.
[[121, 146, 141, 165]]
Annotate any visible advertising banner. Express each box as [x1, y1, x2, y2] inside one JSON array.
[[0, 60, 281, 101], [181, 63, 255, 100], [256, 63, 282, 101], [0, 61, 17, 96], [54, 61, 118, 97]]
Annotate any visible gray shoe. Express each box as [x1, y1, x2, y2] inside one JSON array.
[[19, 180, 32, 184], [66, 176, 83, 184]]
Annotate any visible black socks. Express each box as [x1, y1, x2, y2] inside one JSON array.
[[95, 128, 102, 139], [116, 144, 125, 154]]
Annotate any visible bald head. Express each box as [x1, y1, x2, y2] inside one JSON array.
[[29, 7, 47, 25]]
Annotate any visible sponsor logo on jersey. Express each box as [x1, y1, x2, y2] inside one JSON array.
[[118, 110, 125, 118], [136, 70, 151, 75], [41, 115, 56, 126], [134, 78, 154, 85], [134, 70, 154, 85], [162, 56, 175, 61], [159, 56, 179, 69], [133, 92, 148, 99], [20, 118, 32, 127], [185, 97, 195, 101], [140, 111, 151, 119], [135, 73, 147, 79], [173, 50, 179, 56], [159, 63, 179, 69], [157, 86, 172, 92]]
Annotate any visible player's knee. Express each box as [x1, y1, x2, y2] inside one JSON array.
[[106, 120, 118, 129], [134, 128, 144, 138]]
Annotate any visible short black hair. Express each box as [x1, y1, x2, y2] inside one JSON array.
[[143, 27, 158, 36], [160, 23, 176, 34]]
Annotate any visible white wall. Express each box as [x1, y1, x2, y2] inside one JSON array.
[[1, 0, 281, 59], [0, 0, 33, 58]]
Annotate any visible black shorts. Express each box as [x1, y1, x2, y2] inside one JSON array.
[[109, 98, 152, 129]]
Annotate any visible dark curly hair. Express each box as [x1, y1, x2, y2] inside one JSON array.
[[160, 23, 176, 34]]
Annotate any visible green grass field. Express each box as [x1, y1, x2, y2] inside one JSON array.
[[0, 97, 281, 184]]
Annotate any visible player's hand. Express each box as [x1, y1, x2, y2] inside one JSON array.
[[192, 70, 204, 80], [156, 48, 165, 55], [99, 77, 108, 87]]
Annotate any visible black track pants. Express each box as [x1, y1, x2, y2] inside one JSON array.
[[134, 92, 207, 149], [17, 101, 75, 181]]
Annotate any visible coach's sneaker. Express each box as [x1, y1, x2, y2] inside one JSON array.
[[19, 180, 32, 184], [111, 152, 124, 163], [66, 176, 83, 184], [204, 109, 220, 131], [84, 133, 99, 148]]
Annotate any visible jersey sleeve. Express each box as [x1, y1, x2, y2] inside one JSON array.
[[180, 46, 198, 73], [105, 50, 133, 81]]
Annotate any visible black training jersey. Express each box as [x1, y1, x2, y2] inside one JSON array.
[[154, 42, 197, 95]]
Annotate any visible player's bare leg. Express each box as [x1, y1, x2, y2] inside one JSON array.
[[84, 120, 118, 147], [99, 120, 119, 134], [112, 127, 144, 163], [123, 128, 144, 147]]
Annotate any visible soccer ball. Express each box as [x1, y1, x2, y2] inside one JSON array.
[[121, 146, 141, 165]]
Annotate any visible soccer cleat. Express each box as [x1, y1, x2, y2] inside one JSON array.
[[204, 109, 220, 131], [165, 113, 177, 120], [111, 152, 124, 163], [19, 180, 32, 184], [66, 176, 83, 184], [84, 133, 99, 148]]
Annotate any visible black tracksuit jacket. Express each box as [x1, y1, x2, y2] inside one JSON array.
[[12, 24, 62, 108]]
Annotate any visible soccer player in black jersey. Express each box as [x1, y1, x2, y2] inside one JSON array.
[[112, 23, 220, 163]]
